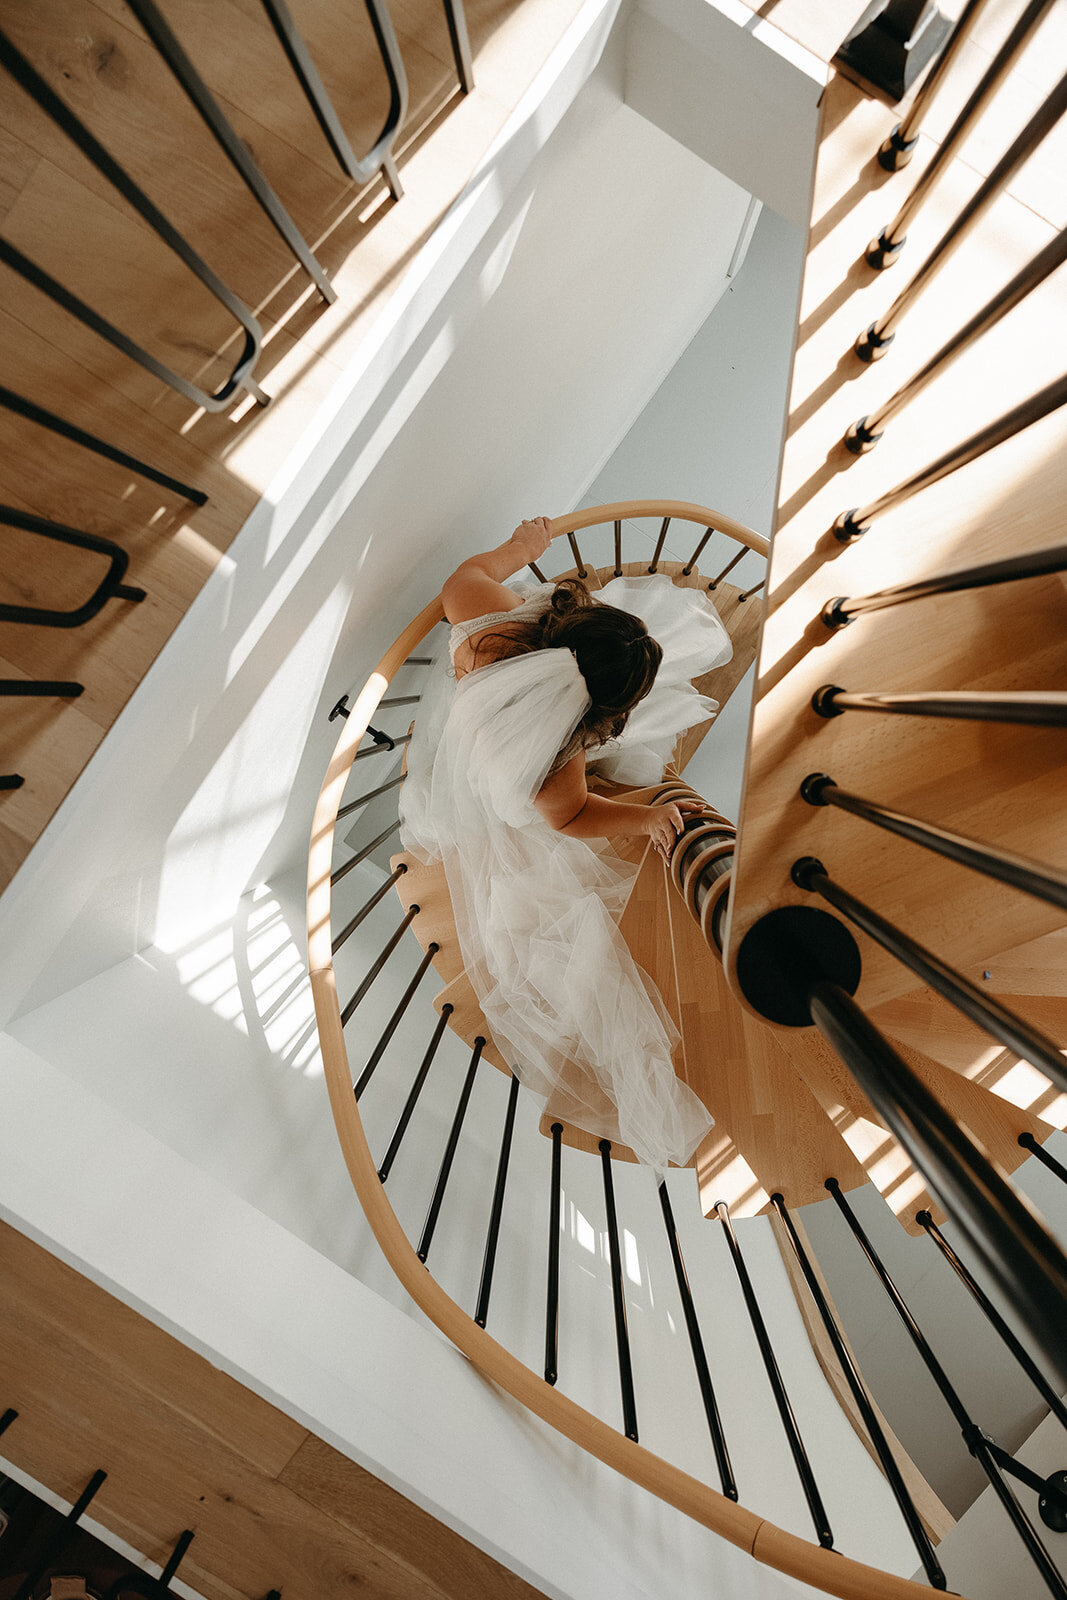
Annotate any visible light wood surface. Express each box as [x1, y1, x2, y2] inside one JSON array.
[[0, 1218, 549, 1600], [0, 0, 591, 888], [725, 67, 1067, 1014]]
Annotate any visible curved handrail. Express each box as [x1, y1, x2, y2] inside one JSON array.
[[306, 504, 937, 1600]]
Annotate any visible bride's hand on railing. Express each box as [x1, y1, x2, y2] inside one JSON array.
[[646, 800, 704, 860], [510, 516, 554, 565]]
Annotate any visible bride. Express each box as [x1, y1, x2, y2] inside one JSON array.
[[399, 516, 732, 1170]]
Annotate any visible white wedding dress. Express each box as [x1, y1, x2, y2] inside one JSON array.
[[399, 575, 732, 1170]]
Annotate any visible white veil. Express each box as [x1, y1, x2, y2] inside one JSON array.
[[401, 643, 713, 1170]]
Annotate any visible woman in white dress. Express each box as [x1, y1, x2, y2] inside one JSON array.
[[400, 517, 733, 1171]]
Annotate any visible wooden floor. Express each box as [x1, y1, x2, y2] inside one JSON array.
[[0, 0, 587, 890], [0, 1220, 547, 1600]]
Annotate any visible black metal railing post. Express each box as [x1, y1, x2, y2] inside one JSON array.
[[354, 942, 438, 1099], [417, 1037, 484, 1262], [821, 544, 1067, 623], [13, 1469, 108, 1600], [377, 1006, 453, 1182], [332, 863, 407, 954], [1019, 1133, 1067, 1189], [340, 904, 419, 1025], [599, 1140, 638, 1442], [475, 1072, 521, 1328], [545, 1121, 563, 1384], [877, 0, 995, 169], [812, 685, 1067, 729]]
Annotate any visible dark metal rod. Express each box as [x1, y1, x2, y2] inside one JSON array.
[[715, 1201, 834, 1546], [125, 0, 336, 304], [566, 531, 588, 577], [738, 578, 765, 601], [0, 29, 263, 410], [772, 1192, 946, 1586], [337, 771, 405, 819], [812, 685, 1067, 728], [441, 0, 475, 94], [917, 1207, 1067, 1429], [851, 230, 1067, 449], [823, 542, 1067, 622], [258, 0, 407, 192], [659, 1182, 737, 1498], [806, 977, 1067, 1387], [333, 863, 406, 953], [13, 1469, 108, 1600], [863, 70, 1067, 349], [331, 818, 401, 885], [406, 657, 433, 666], [354, 942, 438, 1099], [417, 1037, 484, 1261], [0, 385, 207, 503], [875, 0, 1059, 252], [826, 1180, 1066, 1598], [0, 1407, 16, 1435], [801, 774, 1067, 911], [837, 373, 1067, 535], [545, 1121, 563, 1384], [1020, 1132, 1067, 1188], [614, 519, 623, 576], [378, 1006, 452, 1182], [599, 1140, 638, 1441], [354, 730, 412, 761], [340, 904, 419, 1025], [707, 546, 745, 590], [0, 506, 146, 627], [0, 775, 23, 791], [378, 695, 420, 708], [475, 1072, 521, 1327], [159, 1529, 196, 1587], [880, 0, 995, 163], [648, 517, 672, 573], [0, 679, 83, 697], [681, 526, 714, 576], [793, 859, 1067, 1092]]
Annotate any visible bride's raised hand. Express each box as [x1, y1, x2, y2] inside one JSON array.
[[645, 800, 705, 861], [510, 516, 554, 564]]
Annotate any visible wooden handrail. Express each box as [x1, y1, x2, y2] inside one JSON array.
[[306, 503, 940, 1600]]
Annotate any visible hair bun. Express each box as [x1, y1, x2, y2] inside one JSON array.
[[550, 583, 580, 615]]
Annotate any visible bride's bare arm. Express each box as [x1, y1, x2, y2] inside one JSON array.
[[442, 517, 554, 623], [535, 755, 695, 858]]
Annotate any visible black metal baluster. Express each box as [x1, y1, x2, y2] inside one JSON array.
[[337, 771, 405, 819], [475, 1072, 520, 1327], [406, 657, 433, 666], [354, 730, 412, 761], [0, 1407, 17, 1434], [333, 863, 407, 953], [828, 1181, 1067, 1592], [159, 1530, 196, 1589], [417, 1037, 484, 1261], [599, 1140, 638, 1441], [545, 1121, 563, 1384], [800, 774, 1067, 911], [813, 685, 1067, 729], [0, 30, 265, 410], [0, 386, 207, 503], [822, 543, 1067, 624], [378, 694, 420, 708], [917, 1208, 1067, 1430], [341, 904, 419, 1025], [707, 546, 745, 590], [127, 0, 336, 304], [1, 679, 83, 698], [613, 519, 623, 576], [0, 508, 146, 626], [681, 526, 714, 576], [738, 578, 765, 601], [659, 1182, 737, 1498], [715, 1201, 833, 1546], [331, 819, 402, 885], [647, 518, 671, 573], [13, 1469, 108, 1600], [354, 942, 438, 1098], [792, 856, 1067, 1092], [1020, 1133, 1067, 1189], [773, 1193, 946, 1586], [877, 0, 995, 170], [528, 560, 548, 584], [566, 532, 588, 578], [378, 1005, 452, 1182]]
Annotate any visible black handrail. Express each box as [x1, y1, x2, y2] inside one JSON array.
[[475, 1072, 521, 1327], [800, 774, 1067, 911], [354, 942, 438, 1098], [772, 1192, 946, 1586], [0, 507, 146, 627], [792, 856, 1067, 1092], [599, 1139, 638, 1442], [916, 1208, 1067, 1430], [378, 1006, 453, 1182], [803, 976, 1067, 1385], [417, 1036, 484, 1261], [658, 1182, 737, 1498], [826, 1181, 1067, 1593], [812, 685, 1067, 729], [333, 863, 407, 954], [715, 1201, 833, 1547], [0, 386, 208, 503], [340, 904, 419, 1024], [545, 1121, 563, 1384], [822, 543, 1067, 624]]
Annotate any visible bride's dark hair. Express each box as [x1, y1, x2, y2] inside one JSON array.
[[472, 577, 663, 748]]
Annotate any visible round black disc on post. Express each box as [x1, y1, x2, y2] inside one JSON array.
[[735, 903, 862, 1026]]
